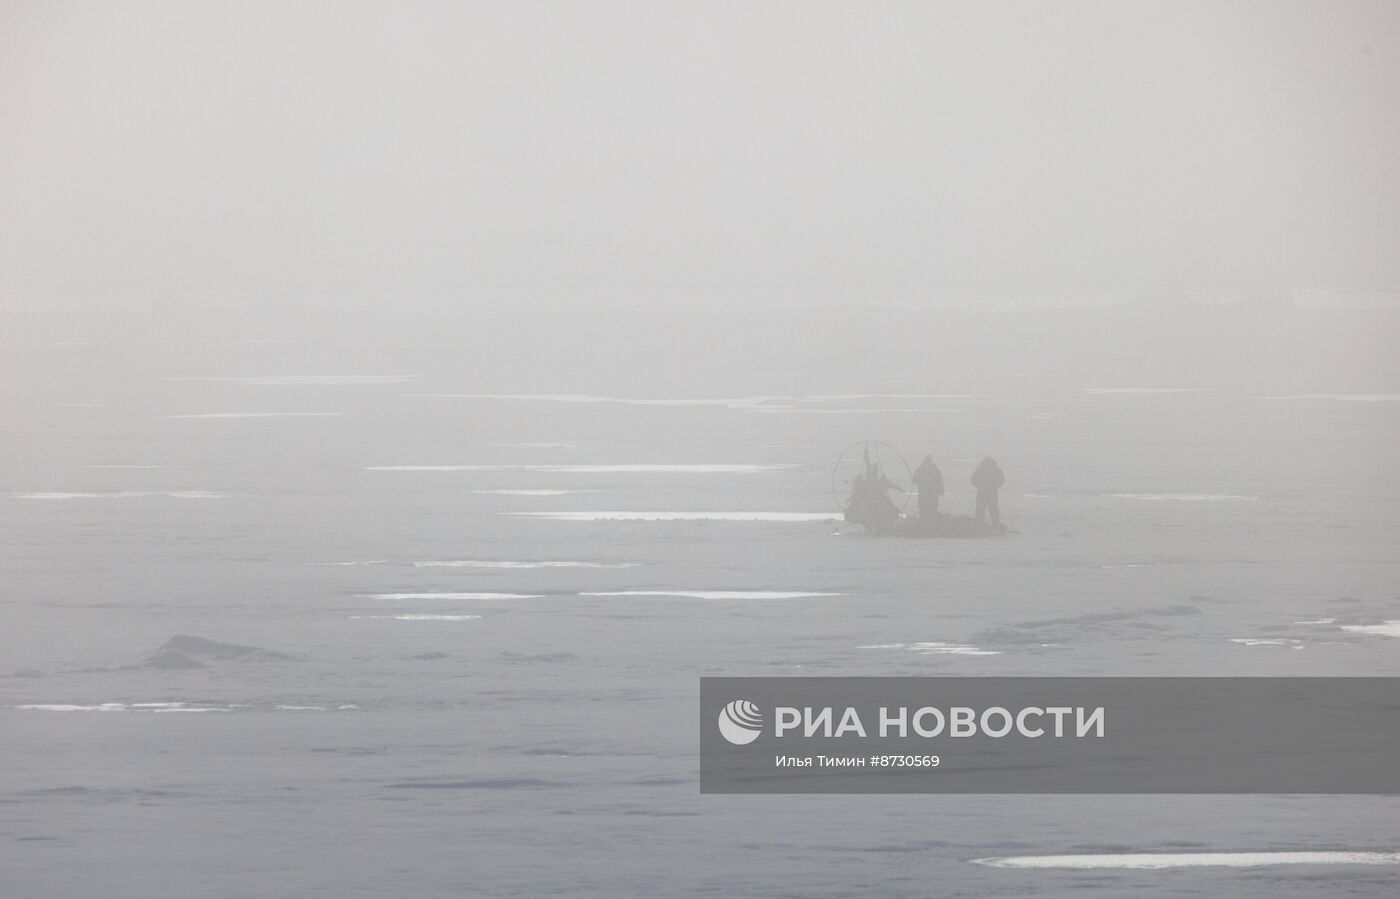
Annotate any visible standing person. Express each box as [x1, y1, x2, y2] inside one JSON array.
[[971, 456, 1005, 526], [912, 454, 944, 518]]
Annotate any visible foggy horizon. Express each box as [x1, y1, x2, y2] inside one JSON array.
[[4, 0, 1400, 302]]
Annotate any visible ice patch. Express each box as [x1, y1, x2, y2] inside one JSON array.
[[411, 392, 984, 410], [15, 702, 352, 713], [349, 614, 484, 621], [84, 465, 167, 469], [15, 702, 231, 713], [470, 489, 601, 496], [1264, 393, 1400, 402], [149, 706, 230, 713], [859, 642, 1000, 656], [162, 375, 417, 385], [315, 559, 638, 569], [366, 592, 544, 600], [240, 375, 416, 385], [406, 393, 786, 409], [515, 511, 840, 522], [804, 393, 981, 400], [1081, 387, 1205, 395], [1106, 493, 1258, 501], [1340, 621, 1400, 638], [15, 491, 231, 500], [368, 463, 790, 473], [972, 851, 1400, 869], [413, 560, 639, 569], [910, 641, 1001, 656], [16, 703, 128, 712], [166, 412, 345, 419], [753, 407, 960, 415], [580, 590, 842, 600]]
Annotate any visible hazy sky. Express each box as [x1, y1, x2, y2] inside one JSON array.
[[2, 0, 1398, 301]]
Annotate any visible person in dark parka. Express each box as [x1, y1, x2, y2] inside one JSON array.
[[970, 456, 1005, 526], [912, 454, 944, 518]]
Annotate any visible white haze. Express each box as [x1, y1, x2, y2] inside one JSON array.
[[4, 4, 1400, 899], [2, 0, 1399, 301]]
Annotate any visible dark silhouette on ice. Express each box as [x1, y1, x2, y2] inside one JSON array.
[[912, 454, 944, 517], [843, 446, 902, 529], [971, 456, 1005, 527]]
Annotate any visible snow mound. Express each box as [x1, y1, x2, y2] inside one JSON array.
[[152, 635, 298, 663], [144, 649, 207, 670]]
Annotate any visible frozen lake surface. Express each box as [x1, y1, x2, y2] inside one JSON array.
[[3, 310, 1399, 897]]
